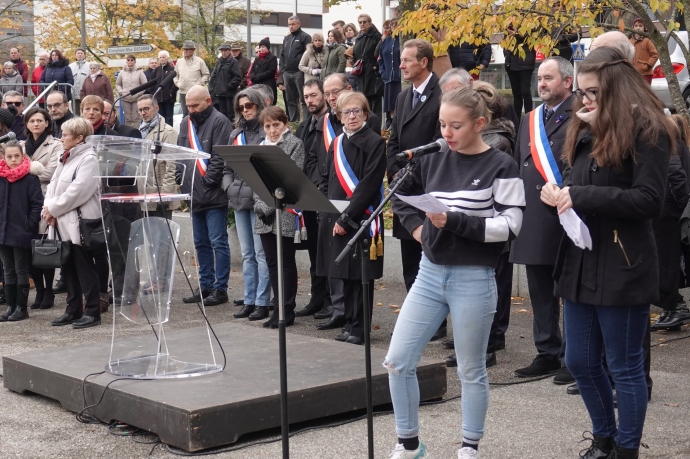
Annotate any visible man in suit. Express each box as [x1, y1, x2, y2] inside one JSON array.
[[386, 39, 444, 337], [511, 57, 575, 385], [103, 100, 142, 139]]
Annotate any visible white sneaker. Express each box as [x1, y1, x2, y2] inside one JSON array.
[[458, 446, 479, 458], [389, 441, 428, 458]]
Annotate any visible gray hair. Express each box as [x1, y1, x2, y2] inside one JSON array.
[[46, 90, 68, 103], [233, 88, 267, 126], [2, 91, 22, 102], [439, 68, 472, 91], [90, 62, 101, 70], [288, 15, 300, 23], [3, 62, 15, 70], [158, 50, 170, 58], [251, 84, 274, 105], [324, 73, 349, 87], [542, 56, 574, 81], [590, 31, 635, 62]]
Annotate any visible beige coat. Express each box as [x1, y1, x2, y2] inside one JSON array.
[[298, 44, 326, 82], [116, 66, 147, 102], [173, 56, 210, 94], [30, 135, 62, 233], [44, 142, 100, 245], [141, 117, 180, 210]]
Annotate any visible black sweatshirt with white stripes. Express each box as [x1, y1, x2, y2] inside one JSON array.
[[393, 147, 525, 268]]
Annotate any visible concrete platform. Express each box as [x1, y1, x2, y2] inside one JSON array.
[[2, 322, 446, 452]]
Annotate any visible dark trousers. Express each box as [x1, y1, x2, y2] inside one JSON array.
[[526, 264, 564, 363], [159, 101, 174, 127], [366, 95, 382, 121], [342, 279, 375, 340], [488, 251, 513, 352], [260, 233, 297, 311], [304, 211, 329, 308], [400, 238, 423, 292], [215, 96, 235, 121], [94, 250, 109, 294], [506, 69, 534, 115], [63, 244, 100, 318], [0, 245, 30, 285], [653, 217, 681, 311], [30, 242, 55, 291]]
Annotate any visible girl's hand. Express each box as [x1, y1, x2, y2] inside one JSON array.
[[411, 225, 423, 243], [333, 222, 347, 236], [556, 187, 573, 215], [427, 212, 447, 229], [540, 182, 561, 207]]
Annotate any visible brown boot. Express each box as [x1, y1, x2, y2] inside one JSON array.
[[100, 293, 109, 313]]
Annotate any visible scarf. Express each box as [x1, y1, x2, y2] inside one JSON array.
[[190, 105, 213, 127], [327, 42, 338, 49], [90, 71, 100, 82], [0, 156, 30, 182], [575, 106, 597, 125], [264, 128, 290, 146], [61, 149, 71, 164], [258, 51, 269, 59], [139, 114, 160, 139], [25, 131, 50, 158], [92, 118, 104, 133], [313, 45, 324, 53]]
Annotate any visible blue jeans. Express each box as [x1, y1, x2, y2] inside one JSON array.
[[564, 300, 649, 449], [234, 209, 270, 306], [384, 255, 496, 441], [191, 207, 230, 291]]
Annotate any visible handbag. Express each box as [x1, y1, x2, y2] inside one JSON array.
[[31, 227, 72, 269], [77, 208, 108, 255], [350, 36, 369, 77]]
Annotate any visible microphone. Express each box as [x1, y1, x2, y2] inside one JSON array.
[[123, 78, 157, 98], [0, 131, 16, 143], [396, 139, 448, 162]]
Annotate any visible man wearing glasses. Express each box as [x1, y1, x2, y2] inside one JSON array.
[[1, 91, 27, 141], [510, 56, 575, 386], [46, 91, 74, 140]]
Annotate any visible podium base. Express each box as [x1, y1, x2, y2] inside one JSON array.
[[105, 354, 223, 379]]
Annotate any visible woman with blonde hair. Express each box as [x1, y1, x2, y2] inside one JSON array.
[[299, 33, 326, 82]]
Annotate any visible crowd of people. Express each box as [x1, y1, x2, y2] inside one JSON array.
[[0, 12, 682, 459]]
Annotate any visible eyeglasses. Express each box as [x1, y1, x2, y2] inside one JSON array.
[[240, 102, 256, 111], [340, 108, 364, 118], [46, 102, 65, 109], [4, 101, 22, 107], [60, 133, 73, 138], [574, 88, 598, 102], [138, 106, 153, 113], [358, 20, 369, 24], [324, 87, 347, 98]]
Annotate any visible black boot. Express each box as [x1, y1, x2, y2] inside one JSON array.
[[0, 284, 17, 322], [607, 444, 639, 459], [579, 433, 615, 459], [40, 289, 55, 309], [234, 304, 255, 318], [295, 301, 322, 317], [30, 288, 45, 310], [0, 287, 6, 304], [8, 284, 29, 321]]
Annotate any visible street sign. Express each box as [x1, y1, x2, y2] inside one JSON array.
[[572, 43, 585, 61], [107, 45, 153, 55]]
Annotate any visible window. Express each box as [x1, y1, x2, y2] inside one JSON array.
[[310, 15, 322, 29], [252, 14, 261, 24], [262, 13, 278, 25]]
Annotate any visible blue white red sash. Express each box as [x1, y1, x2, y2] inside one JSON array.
[[188, 118, 208, 176], [233, 131, 246, 146], [332, 134, 383, 238], [528, 105, 563, 186], [323, 113, 336, 152]]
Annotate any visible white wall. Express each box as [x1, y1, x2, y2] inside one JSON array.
[[322, 1, 398, 34]]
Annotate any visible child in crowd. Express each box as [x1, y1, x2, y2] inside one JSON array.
[[630, 17, 658, 84]]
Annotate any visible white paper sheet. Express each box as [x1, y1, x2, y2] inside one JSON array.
[[329, 200, 351, 213], [395, 193, 451, 214], [559, 208, 592, 250]]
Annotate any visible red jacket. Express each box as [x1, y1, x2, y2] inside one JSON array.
[[31, 65, 46, 102]]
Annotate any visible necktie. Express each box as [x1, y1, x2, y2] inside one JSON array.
[[412, 91, 421, 109], [544, 108, 554, 124], [309, 115, 317, 133]]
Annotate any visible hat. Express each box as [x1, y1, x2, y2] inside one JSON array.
[[632, 17, 646, 30], [259, 37, 271, 49], [182, 40, 197, 50], [0, 108, 13, 129], [219, 43, 232, 50], [230, 42, 242, 50]]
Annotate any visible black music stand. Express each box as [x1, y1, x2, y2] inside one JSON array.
[[216, 145, 343, 459]]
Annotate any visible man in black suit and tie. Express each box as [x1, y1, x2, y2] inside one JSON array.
[[511, 57, 575, 384], [386, 39, 444, 337]]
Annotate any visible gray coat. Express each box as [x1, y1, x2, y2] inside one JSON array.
[[253, 130, 305, 236], [0, 72, 23, 96]]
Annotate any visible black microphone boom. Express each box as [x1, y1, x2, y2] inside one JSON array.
[[126, 78, 158, 98], [152, 70, 178, 101], [0, 131, 16, 143], [396, 139, 448, 162]]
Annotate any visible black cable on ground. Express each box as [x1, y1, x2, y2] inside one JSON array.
[[650, 331, 690, 348]]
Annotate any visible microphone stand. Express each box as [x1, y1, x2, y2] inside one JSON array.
[[334, 158, 419, 459]]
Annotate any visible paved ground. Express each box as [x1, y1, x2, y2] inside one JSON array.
[[1, 214, 690, 458]]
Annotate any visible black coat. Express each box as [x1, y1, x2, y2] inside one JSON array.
[[353, 27, 383, 97], [250, 53, 278, 102], [280, 28, 312, 73], [510, 96, 573, 265], [305, 108, 381, 191], [209, 56, 242, 98], [112, 121, 142, 139], [554, 130, 671, 306], [504, 35, 536, 72], [0, 172, 43, 248], [295, 112, 323, 164], [40, 59, 75, 100], [386, 72, 442, 240], [662, 142, 690, 220], [316, 128, 386, 280], [144, 68, 155, 94], [448, 42, 492, 71], [153, 63, 178, 103]]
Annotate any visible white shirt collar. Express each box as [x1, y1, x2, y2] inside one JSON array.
[[412, 72, 433, 96]]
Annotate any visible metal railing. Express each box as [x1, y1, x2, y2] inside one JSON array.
[[0, 82, 76, 113]]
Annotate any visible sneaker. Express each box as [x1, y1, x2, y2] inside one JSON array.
[[389, 442, 427, 458], [514, 356, 561, 378], [458, 446, 480, 458]]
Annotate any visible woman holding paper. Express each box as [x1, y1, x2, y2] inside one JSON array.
[[540, 47, 673, 459], [386, 87, 525, 459]]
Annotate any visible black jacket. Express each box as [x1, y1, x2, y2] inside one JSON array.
[[353, 27, 383, 97], [236, 54, 252, 90], [53, 110, 75, 139], [554, 130, 670, 306], [226, 119, 264, 211], [510, 96, 573, 265], [662, 142, 690, 220], [0, 172, 43, 248], [112, 121, 142, 139], [504, 35, 536, 72], [316, 127, 386, 280], [386, 72, 442, 240], [153, 63, 178, 103], [40, 58, 74, 100], [250, 53, 278, 101], [144, 68, 155, 94], [296, 111, 324, 161], [448, 42, 492, 71], [177, 106, 233, 212], [94, 122, 119, 136], [209, 56, 242, 98], [280, 28, 312, 73]]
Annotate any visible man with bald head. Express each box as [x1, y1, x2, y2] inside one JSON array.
[[590, 31, 635, 61], [177, 85, 233, 307]]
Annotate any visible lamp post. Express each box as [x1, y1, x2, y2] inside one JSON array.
[[246, 0, 251, 58], [80, 0, 86, 50]]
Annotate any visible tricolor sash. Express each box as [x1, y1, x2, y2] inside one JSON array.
[[188, 118, 208, 176], [333, 134, 384, 257], [233, 131, 246, 146], [528, 105, 563, 186], [323, 113, 336, 152]]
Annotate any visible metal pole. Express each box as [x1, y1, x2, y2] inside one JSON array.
[[247, 0, 251, 58], [196, 0, 201, 56], [359, 237, 374, 459], [80, 0, 86, 50], [294, 0, 297, 16], [274, 189, 289, 459]]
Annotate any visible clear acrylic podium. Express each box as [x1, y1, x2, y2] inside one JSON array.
[[87, 136, 224, 379]]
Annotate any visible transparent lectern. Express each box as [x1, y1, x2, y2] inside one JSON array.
[[87, 136, 223, 379]]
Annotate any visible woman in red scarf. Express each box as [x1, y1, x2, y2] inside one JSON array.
[[249, 38, 278, 106], [0, 140, 44, 322]]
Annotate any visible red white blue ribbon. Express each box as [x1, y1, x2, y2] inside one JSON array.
[[188, 117, 208, 176], [528, 105, 563, 186], [323, 113, 336, 152], [233, 131, 246, 146], [333, 134, 383, 237]]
